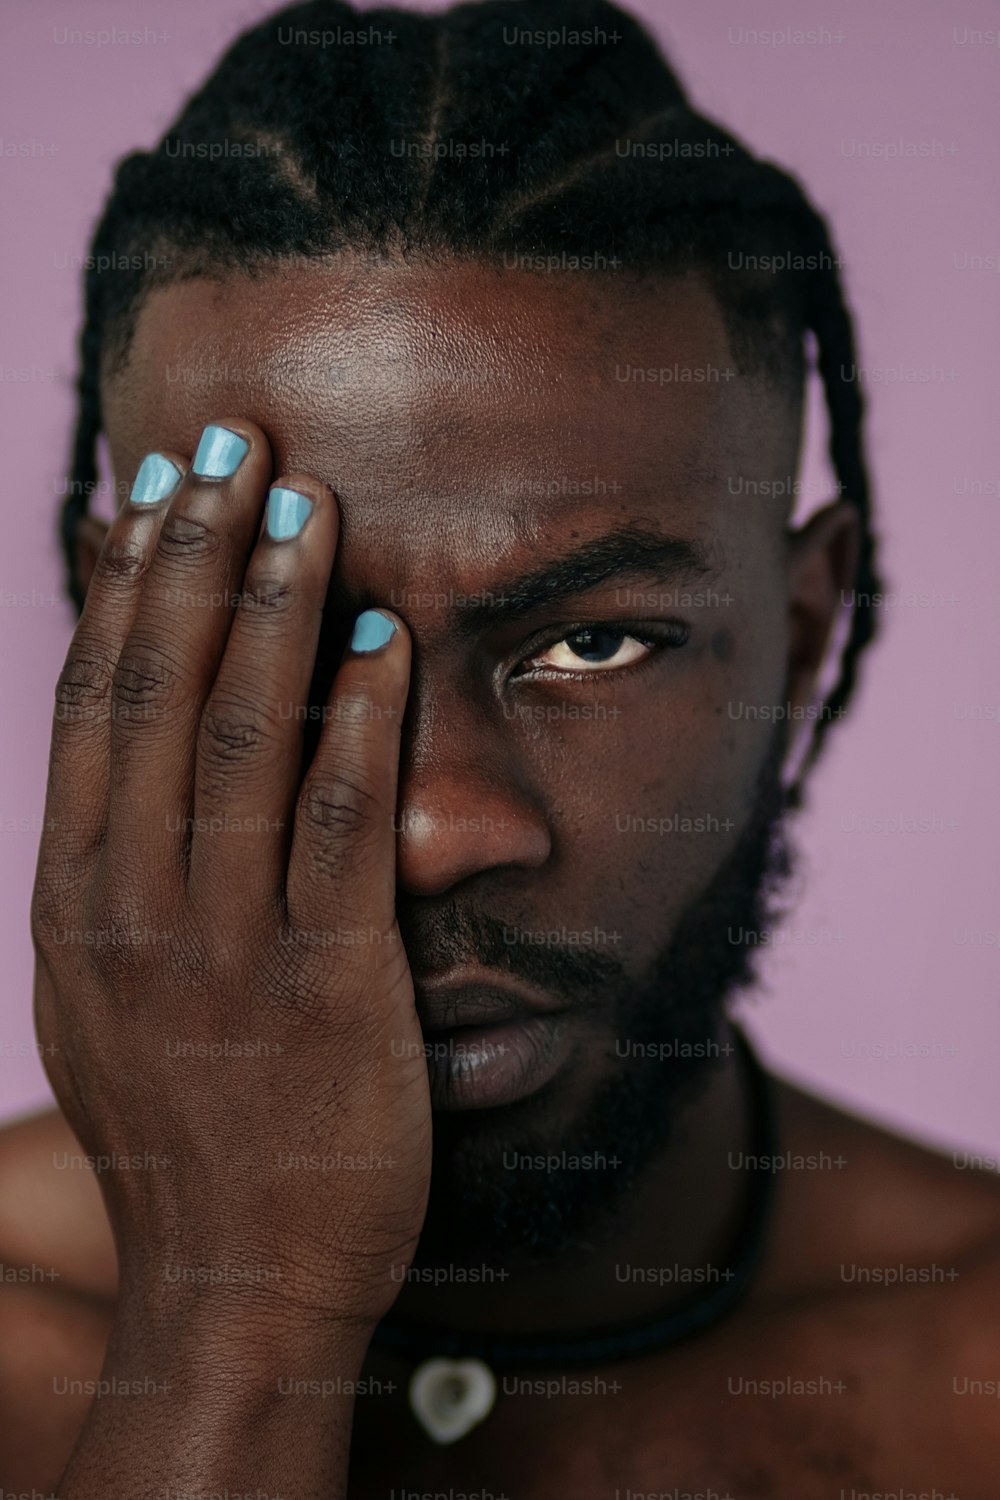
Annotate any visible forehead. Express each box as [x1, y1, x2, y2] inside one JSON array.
[[104, 258, 799, 568]]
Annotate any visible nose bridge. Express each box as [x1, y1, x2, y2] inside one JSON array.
[[394, 672, 551, 897], [333, 513, 553, 894]]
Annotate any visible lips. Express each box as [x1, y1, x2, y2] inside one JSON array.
[[411, 973, 567, 1035], [409, 973, 575, 1109]]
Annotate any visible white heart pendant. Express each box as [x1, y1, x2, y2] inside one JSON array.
[[408, 1356, 497, 1445]]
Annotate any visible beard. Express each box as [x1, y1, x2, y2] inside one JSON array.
[[397, 726, 794, 1270]]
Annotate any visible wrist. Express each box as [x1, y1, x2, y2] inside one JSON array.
[[115, 1239, 385, 1348], [114, 1265, 378, 1367], [59, 1290, 375, 1500]]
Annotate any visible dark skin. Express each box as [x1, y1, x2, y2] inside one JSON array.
[[1, 260, 998, 1496]]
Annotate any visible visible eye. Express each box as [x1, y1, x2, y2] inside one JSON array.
[[519, 622, 689, 678]]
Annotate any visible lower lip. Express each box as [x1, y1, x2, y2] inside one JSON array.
[[422, 1015, 572, 1111]]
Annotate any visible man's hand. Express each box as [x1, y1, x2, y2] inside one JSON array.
[[29, 420, 432, 1495]]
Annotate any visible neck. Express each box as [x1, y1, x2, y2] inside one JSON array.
[[386, 1019, 759, 1341]]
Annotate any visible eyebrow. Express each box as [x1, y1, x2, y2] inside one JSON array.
[[444, 524, 718, 640]]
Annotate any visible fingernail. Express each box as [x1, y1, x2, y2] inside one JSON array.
[[265, 486, 313, 541], [191, 424, 249, 478], [130, 453, 181, 505], [350, 610, 397, 653]]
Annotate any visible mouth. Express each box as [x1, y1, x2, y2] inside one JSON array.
[[412, 973, 574, 1112]]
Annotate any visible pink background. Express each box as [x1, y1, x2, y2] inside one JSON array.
[[2, 0, 998, 1153]]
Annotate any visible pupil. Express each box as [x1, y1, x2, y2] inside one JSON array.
[[568, 628, 623, 663]]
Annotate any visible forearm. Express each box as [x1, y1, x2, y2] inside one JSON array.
[[57, 1292, 374, 1500]]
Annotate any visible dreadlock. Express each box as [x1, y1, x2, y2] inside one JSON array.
[[60, 0, 880, 783]]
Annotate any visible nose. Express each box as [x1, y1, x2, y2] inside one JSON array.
[[393, 699, 552, 897]]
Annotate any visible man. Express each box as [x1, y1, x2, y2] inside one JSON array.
[[2, 2, 998, 1495]]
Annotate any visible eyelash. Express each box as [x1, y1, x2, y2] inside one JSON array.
[[512, 619, 692, 682]]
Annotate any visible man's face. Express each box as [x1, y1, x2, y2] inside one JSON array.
[[102, 258, 809, 1261]]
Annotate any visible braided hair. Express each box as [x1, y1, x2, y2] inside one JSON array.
[[61, 0, 880, 781]]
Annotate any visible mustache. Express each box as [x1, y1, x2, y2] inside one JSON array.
[[396, 901, 625, 1004]]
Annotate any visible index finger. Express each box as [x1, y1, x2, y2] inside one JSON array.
[[41, 452, 186, 869]]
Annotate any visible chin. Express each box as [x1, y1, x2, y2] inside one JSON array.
[[414, 1037, 723, 1267]]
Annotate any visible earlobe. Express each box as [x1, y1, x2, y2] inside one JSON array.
[[786, 500, 860, 716], [73, 514, 110, 598]]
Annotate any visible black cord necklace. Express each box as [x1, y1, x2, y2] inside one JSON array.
[[371, 1028, 778, 1444]]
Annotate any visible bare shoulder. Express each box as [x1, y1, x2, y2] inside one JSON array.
[[675, 1073, 999, 1495], [766, 1071, 1000, 1275], [0, 1107, 116, 1298], [0, 1110, 116, 1489], [766, 1075, 1000, 1433]]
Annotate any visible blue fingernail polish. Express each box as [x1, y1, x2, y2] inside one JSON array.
[[130, 453, 181, 505], [191, 424, 249, 478], [351, 610, 397, 653], [266, 486, 313, 541]]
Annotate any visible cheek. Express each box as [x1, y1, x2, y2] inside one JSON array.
[[514, 608, 787, 948]]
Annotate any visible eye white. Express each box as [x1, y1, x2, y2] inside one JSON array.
[[530, 633, 652, 673]]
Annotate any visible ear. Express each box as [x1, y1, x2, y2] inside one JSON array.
[[786, 499, 860, 716], [73, 514, 110, 599]]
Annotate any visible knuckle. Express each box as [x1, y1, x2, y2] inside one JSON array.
[[297, 770, 383, 878], [198, 695, 272, 773], [330, 691, 380, 728], [81, 886, 157, 984], [30, 873, 73, 949], [156, 510, 222, 563], [301, 774, 379, 834], [239, 572, 296, 618], [111, 647, 175, 721], [93, 533, 148, 590], [54, 642, 116, 724]]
